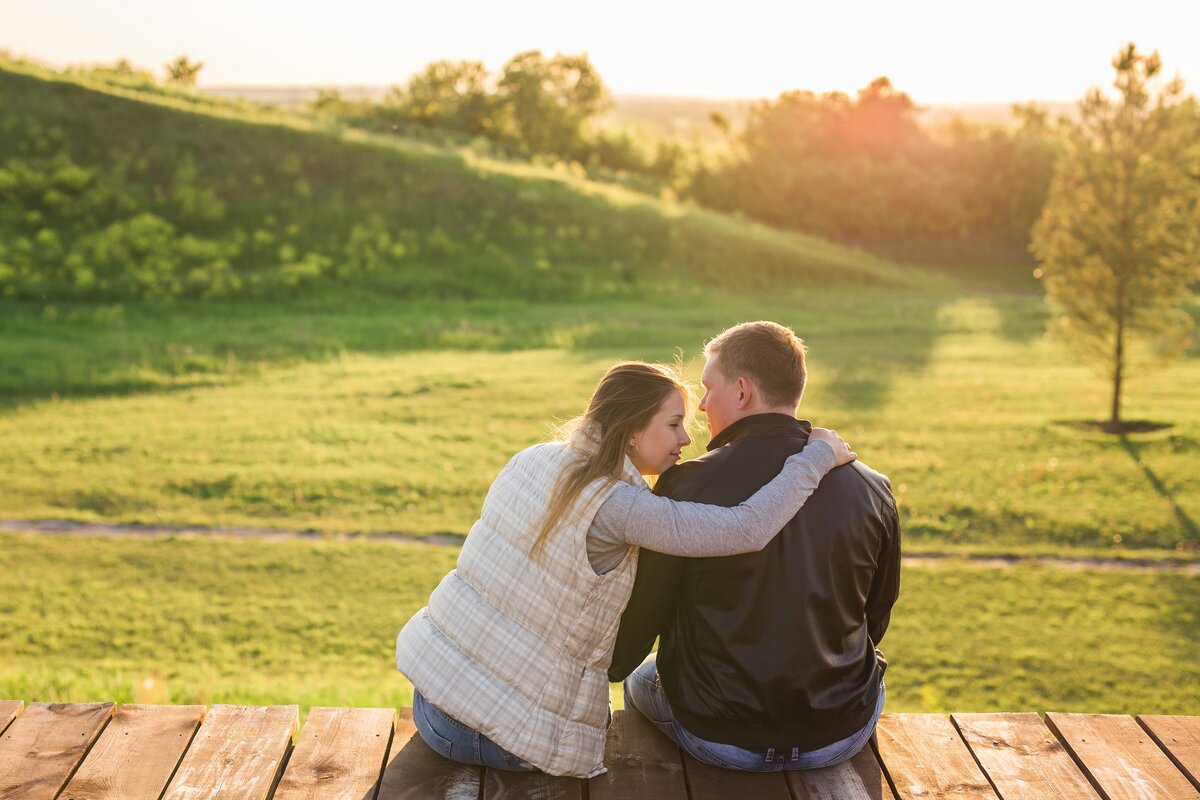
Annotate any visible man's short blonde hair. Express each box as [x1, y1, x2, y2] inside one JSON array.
[[705, 321, 807, 408]]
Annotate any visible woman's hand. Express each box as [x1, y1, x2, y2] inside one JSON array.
[[810, 427, 856, 466]]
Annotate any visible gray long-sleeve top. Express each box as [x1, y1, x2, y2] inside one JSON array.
[[586, 440, 836, 574]]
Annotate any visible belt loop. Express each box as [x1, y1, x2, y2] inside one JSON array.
[[765, 747, 775, 764]]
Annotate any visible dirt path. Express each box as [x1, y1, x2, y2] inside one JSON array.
[[2, 518, 1197, 574]]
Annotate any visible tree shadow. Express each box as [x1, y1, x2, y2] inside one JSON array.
[[1118, 434, 1199, 542]]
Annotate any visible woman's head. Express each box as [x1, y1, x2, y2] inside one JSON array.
[[582, 361, 693, 477], [531, 361, 693, 558]]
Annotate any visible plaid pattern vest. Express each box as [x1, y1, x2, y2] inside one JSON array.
[[395, 434, 642, 777]]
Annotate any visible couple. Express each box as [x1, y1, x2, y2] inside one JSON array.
[[395, 321, 900, 778]]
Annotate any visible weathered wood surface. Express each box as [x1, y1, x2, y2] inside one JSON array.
[[1, 699, 1196, 799], [875, 713, 997, 799], [1046, 712, 1200, 800], [160, 703, 298, 800], [376, 707, 481, 800], [0, 701, 22, 736], [0, 701, 114, 800], [683, 752, 791, 800], [483, 768, 584, 799], [588, 709, 688, 800], [786, 744, 895, 800], [58, 704, 205, 800], [952, 712, 1099, 799], [272, 706, 395, 800], [1138, 715, 1200, 791]]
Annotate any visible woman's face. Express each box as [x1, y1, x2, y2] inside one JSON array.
[[628, 391, 691, 476]]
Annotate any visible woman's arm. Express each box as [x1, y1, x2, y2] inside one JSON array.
[[600, 440, 839, 557]]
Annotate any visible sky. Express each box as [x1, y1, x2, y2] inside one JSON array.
[[4, 0, 1199, 104]]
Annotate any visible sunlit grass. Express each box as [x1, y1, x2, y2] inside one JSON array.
[[0, 533, 1194, 719], [2, 290, 1196, 553]]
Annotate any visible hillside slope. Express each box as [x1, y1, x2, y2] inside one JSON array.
[[0, 62, 929, 302]]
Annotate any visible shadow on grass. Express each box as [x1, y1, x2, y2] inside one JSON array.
[[1054, 419, 1175, 434], [1, 290, 953, 415], [1118, 434, 1199, 543]]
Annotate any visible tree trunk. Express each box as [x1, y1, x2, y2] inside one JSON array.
[[1109, 321, 1124, 432]]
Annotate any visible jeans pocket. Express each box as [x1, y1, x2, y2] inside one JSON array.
[[416, 714, 456, 760], [413, 695, 457, 761]]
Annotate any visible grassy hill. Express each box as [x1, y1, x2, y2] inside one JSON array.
[[0, 59, 922, 304]]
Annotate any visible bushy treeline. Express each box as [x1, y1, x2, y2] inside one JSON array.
[[315, 57, 1060, 266], [0, 63, 906, 302], [311, 51, 692, 197], [693, 79, 1060, 264]]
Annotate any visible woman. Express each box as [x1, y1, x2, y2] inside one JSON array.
[[395, 361, 854, 778]]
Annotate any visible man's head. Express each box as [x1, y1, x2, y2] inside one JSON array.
[[699, 321, 807, 437]]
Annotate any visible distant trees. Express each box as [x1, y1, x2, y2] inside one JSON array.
[[1031, 44, 1200, 431], [164, 55, 204, 88], [687, 78, 1059, 264]]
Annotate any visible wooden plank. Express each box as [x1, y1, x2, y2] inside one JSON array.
[[1047, 712, 1200, 799], [160, 704, 297, 800], [874, 713, 997, 799], [684, 752, 790, 800], [1138, 715, 1200, 791], [482, 768, 583, 799], [273, 706, 396, 800], [587, 709, 687, 800], [376, 707, 482, 800], [0, 701, 22, 736], [787, 742, 896, 799], [0, 701, 114, 800], [952, 713, 1098, 800], [59, 704, 206, 800]]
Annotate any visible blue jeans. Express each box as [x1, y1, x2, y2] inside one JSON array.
[[412, 690, 538, 772], [623, 654, 884, 771]]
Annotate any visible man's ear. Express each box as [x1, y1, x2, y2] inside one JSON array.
[[735, 376, 753, 410]]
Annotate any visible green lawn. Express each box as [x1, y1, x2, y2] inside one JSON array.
[[1, 532, 1194, 720], [2, 289, 1197, 555]]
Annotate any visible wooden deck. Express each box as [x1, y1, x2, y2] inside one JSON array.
[[1, 701, 1197, 799]]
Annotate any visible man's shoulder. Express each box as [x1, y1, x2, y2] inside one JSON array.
[[827, 459, 898, 513]]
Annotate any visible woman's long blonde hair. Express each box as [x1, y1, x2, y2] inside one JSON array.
[[530, 361, 691, 559]]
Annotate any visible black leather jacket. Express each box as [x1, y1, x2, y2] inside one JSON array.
[[609, 413, 900, 751]]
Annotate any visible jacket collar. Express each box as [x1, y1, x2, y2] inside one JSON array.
[[707, 413, 812, 452]]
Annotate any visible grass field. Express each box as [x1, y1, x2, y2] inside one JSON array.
[[2, 288, 1197, 555], [1, 532, 1195, 719]]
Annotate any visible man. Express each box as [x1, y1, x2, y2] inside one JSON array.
[[608, 321, 900, 772]]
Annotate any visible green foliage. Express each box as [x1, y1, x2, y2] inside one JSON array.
[[688, 78, 1059, 265], [1032, 44, 1200, 429], [395, 60, 499, 138], [495, 50, 610, 156], [164, 55, 204, 88], [0, 62, 910, 302]]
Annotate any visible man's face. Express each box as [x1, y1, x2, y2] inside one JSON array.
[[699, 355, 741, 438]]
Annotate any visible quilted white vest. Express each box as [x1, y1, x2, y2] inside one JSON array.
[[395, 431, 642, 777]]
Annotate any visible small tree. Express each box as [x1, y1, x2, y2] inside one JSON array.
[[1031, 44, 1200, 431], [164, 55, 204, 88], [394, 60, 496, 137], [496, 50, 610, 158]]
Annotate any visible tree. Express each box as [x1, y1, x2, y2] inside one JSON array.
[[393, 60, 497, 137], [496, 50, 610, 157], [1031, 44, 1200, 431], [164, 55, 204, 88]]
